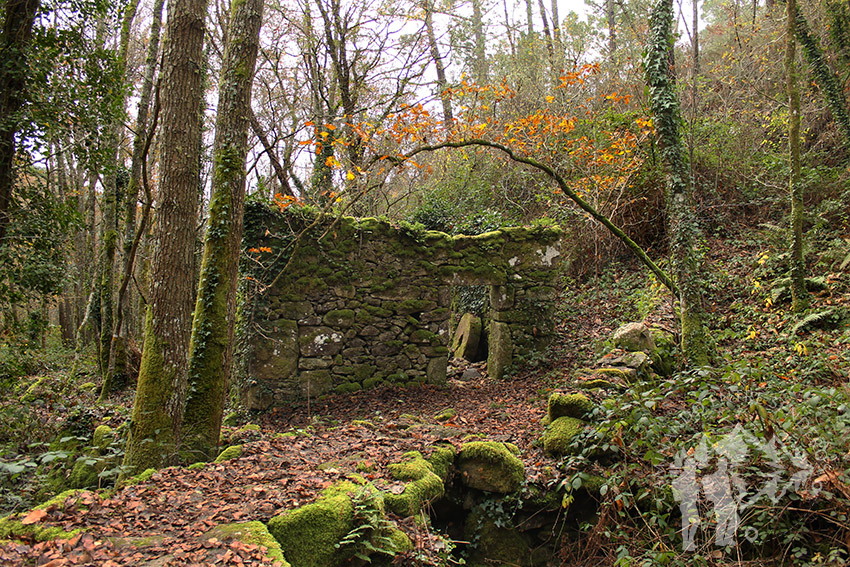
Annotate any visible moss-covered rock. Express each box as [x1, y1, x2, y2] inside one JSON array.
[[384, 452, 446, 517], [611, 322, 656, 352], [0, 509, 83, 542], [92, 425, 113, 451], [451, 313, 481, 360], [457, 441, 525, 493], [542, 417, 586, 456], [434, 408, 456, 422], [214, 445, 243, 463], [267, 481, 358, 567], [30, 489, 90, 514], [119, 467, 157, 488], [547, 393, 594, 423], [205, 521, 290, 566]]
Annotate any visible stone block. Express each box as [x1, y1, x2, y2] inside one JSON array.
[[487, 321, 513, 379], [299, 326, 344, 357], [426, 357, 447, 384], [451, 313, 481, 361], [612, 322, 656, 353], [249, 320, 298, 381]]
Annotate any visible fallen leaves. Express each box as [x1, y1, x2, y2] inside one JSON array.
[[20, 508, 47, 525]]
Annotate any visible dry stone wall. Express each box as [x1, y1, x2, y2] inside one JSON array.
[[241, 204, 562, 409]]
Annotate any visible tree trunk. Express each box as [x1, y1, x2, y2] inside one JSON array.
[[606, 0, 616, 56], [795, 10, 850, 149], [423, 0, 452, 128], [471, 0, 488, 82], [692, 0, 699, 75], [123, 0, 207, 475], [104, 0, 164, 397], [785, 0, 808, 312], [249, 109, 294, 197], [182, 0, 264, 462], [99, 0, 140, 399], [0, 0, 39, 244], [646, 0, 711, 366]]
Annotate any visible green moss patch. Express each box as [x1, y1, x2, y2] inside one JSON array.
[[0, 514, 82, 543], [383, 449, 454, 517], [205, 521, 289, 566], [214, 445, 243, 463], [267, 481, 358, 567], [457, 441, 525, 493], [119, 467, 157, 488], [542, 417, 586, 456], [547, 393, 594, 422]]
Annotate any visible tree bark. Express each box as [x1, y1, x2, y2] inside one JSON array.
[[0, 0, 39, 244], [785, 0, 808, 311], [103, 0, 165, 398], [606, 0, 616, 56], [646, 0, 711, 366], [123, 0, 207, 475], [471, 0, 488, 82], [182, 0, 264, 462], [423, 0, 453, 128]]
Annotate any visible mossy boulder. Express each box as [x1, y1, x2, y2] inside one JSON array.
[[611, 322, 656, 352], [457, 441, 525, 493], [547, 393, 594, 423], [542, 417, 586, 456], [434, 408, 456, 422], [267, 481, 364, 567], [92, 425, 113, 451], [214, 445, 243, 463], [68, 426, 120, 489], [384, 451, 447, 517], [0, 497, 84, 542], [204, 521, 290, 566]]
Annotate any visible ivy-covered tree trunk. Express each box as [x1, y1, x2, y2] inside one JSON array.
[[181, 0, 264, 462], [646, 0, 711, 366], [795, 11, 850, 149], [0, 0, 39, 244], [123, 0, 207, 475], [785, 0, 808, 312]]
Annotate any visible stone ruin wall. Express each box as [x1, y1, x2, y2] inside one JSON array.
[[241, 205, 563, 409]]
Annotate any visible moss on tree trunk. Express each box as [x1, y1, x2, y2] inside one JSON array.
[[786, 0, 809, 313], [182, 0, 264, 462], [646, 0, 710, 367], [122, 0, 207, 475]]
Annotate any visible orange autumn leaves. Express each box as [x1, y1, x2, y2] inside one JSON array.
[[295, 63, 655, 203]]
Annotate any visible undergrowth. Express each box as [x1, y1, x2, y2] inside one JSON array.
[[553, 222, 850, 566]]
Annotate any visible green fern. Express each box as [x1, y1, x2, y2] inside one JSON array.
[[792, 307, 848, 335]]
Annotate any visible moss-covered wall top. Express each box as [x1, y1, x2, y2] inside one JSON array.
[[240, 203, 562, 409]]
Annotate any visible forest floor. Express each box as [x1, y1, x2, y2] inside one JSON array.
[[1, 230, 849, 567]]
